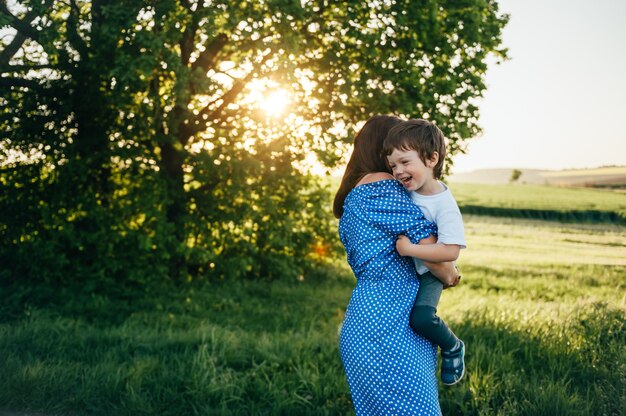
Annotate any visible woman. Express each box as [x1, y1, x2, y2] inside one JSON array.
[[334, 115, 459, 415]]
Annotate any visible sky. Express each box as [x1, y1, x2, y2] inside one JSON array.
[[451, 0, 626, 173]]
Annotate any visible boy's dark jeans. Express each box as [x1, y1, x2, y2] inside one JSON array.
[[410, 271, 458, 351]]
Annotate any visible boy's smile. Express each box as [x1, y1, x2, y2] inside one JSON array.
[[386, 148, 441, 195]]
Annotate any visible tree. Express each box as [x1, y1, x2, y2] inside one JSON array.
[[510, 169, 522, 183], [0, 0, 508, 294]]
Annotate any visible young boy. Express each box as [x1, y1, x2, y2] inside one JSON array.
[[382, 118, 466, 386]]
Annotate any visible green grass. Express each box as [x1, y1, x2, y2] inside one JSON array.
[[0, 273, 355, 415], [1, 216, 625, 415], [450, 183, 626, 224]]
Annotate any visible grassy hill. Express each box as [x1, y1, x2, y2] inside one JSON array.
[[449, 166, 626, 188], [449, 182, 626, 224]]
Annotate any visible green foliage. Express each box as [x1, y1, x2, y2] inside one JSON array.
[[0, 161, 176, 319], [1, 1, 508, 306]]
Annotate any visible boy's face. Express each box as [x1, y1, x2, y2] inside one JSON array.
[[386, 148, 438, 193]]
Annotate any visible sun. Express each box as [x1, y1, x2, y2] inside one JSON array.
[[259, 90, 290, 117]]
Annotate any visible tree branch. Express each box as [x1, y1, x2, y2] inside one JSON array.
[[0, 0, 55, 64], [190, 33, 227, 72], [183, 48, 276, 138], [0, 2, 41, 42], [0, 32, 27, 67], [66, 0, 89, 58], [180, 16, 199, 66]]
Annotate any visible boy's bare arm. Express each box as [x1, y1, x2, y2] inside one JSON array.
[[396, 235, 460, 262]]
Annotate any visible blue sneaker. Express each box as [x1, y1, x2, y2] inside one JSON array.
[[441, 340, 465, 386]]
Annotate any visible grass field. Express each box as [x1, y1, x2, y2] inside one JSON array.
[[1, 215, 624, 415], [450, 183, 626, 224]]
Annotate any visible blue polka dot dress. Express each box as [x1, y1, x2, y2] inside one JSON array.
[[339, 179, 441, 415]]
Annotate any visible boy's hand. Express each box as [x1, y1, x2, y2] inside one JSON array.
[[396, 235, 413, 256], [443, 274, 461, 289]]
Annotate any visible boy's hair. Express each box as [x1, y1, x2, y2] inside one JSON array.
[[382, 119, 446, 179]]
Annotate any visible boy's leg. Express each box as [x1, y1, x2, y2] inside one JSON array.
[[411, 272, 458, 351]]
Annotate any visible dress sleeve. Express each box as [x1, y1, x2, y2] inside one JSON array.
[[364, 181, 437, 244]]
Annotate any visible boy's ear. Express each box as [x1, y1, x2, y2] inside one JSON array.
[[427, 152, 439, 168]]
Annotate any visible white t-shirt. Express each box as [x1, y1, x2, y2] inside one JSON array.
[[410, 182, 466, 275]]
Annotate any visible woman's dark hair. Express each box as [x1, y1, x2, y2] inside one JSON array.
[[333, 115, 403, 218]]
